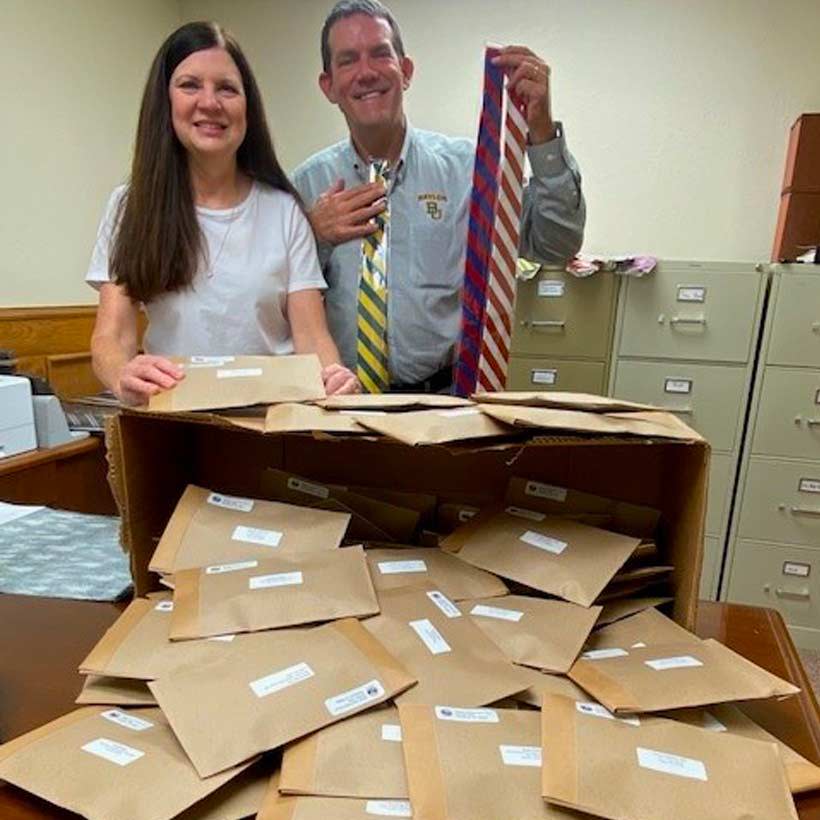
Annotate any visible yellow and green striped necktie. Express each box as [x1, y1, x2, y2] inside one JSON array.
[[356, 159, 391, 393]]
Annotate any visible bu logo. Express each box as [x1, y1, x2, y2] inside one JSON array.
[[425, 201, 443, 220]]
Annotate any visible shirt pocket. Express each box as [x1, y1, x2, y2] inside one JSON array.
[[408, 200, 464, 291]]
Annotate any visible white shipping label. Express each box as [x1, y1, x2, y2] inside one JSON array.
[[189, 355, 235, 366], [249, 662, 315, 698], [636, 747, 708, 782], [82, 738, 144, 767], [325, 679, 385, 716], [378, 560, 427, 575], [664, 378, 692, 395], [520, 530, 567, 555], [505, 505, 546, 522], [531, 369, 557, 385], [409, 619, 451, 655], [101, 710, 154, 732], [216, 367, 263, 379], [470, 604, 524, 622], [436, 407, 481, 418], [575, 702, 640, 727], [645, 655, 703, 671], [206, 492, 254, 513], [205, 559, 258, 575], [499, 745, 543, 767], [525, 481, 568, 502], [381, 723, 402, 742], [427, 590, 462, 618], [365, 800, 412, 817], [435, 706, 499, 723], [287, 477, 329, 499], [154, 601, 174, 612], [582, 648, 628, 660], [798, 478, 820, 494], [783, 561, 811, 578], [538, 279, 565, 298], [231, 525, 283, 548], [677, 286, 706, 303], [249, 571, 304, 590], [700, 712, 727, 732]]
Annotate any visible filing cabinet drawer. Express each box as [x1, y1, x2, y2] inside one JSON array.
[[511, 271, 616, 359], [738, 457, 820, 546], [727, 539, 819, 631], [767, 273, 820, 367], [612, 360, 747, 451], [700, 535, 722, 601], [618, 265, 762, 363], [706, 452, 735, 537], [752, 366, 820, 458], [506, 357, 606, 393]]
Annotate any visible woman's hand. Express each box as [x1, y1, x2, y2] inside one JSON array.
[[322, 363, 361, 395], [116, 354, 185, 406]]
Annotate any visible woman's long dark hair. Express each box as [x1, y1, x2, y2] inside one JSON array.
[[110, 21, 299, 303]]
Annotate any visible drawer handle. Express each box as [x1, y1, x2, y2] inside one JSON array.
[[662, 406, 694, 415], [524, 319, 566, 329], [775, 586, 811, 601], [669, 315, 707, 326], [780, 504, 820, 517], [794, 416, 820, 427]]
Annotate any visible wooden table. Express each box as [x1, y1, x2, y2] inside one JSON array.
[[0, 596, 818, 817], [0, 437, 115, 515]]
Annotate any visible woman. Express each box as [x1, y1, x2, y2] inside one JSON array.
[[87, 21, 358, 404]]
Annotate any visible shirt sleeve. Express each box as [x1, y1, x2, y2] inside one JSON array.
[[85, 186, 126, 291], [285, 198, 328, 294], [518, 123, 587, 265], [291, 161, 335, 269]]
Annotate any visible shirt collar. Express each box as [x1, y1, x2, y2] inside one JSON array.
[[348, 122, 414, 187]]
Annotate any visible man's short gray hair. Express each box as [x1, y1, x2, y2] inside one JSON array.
[[320, 0, 406, 72]]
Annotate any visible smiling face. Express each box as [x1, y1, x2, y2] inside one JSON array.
[[319, 13, 413, 138], [169, 46, 247, 161]]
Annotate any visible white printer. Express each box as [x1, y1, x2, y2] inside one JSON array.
[[0, 375, 37, 458]]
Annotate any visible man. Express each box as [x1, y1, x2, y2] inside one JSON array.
[[293, 0, 585, 392]]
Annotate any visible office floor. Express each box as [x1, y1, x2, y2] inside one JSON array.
[[800, 649, 820, 697]]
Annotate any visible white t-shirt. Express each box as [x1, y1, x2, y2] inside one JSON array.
[[86, 182, 326, 356]]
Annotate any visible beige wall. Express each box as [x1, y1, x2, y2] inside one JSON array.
[[179, 0, 820, 262], [3, 0, 820, 306], [0, 0, 180, 307]]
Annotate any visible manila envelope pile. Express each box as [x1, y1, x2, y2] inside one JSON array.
[[1, 443, 815, 819]]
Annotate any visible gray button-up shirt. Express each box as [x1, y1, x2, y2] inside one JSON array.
[[292, 124, 585, 384]]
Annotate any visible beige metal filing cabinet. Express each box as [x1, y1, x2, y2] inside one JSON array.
[[609, 261, 768, 601], [724, 265, 820, 650], [508, 268, 619, 392]]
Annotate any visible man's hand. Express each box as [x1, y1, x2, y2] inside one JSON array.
[[492, 46, 556, 145], [116, 354, 184, 406], [322, 362, 361, 395], [307, 179, 387, 246]]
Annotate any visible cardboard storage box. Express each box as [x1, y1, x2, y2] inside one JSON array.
[[106, 407, 709, 629]]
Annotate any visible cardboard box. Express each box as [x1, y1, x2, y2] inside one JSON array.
[[106, 404, 708, 629]]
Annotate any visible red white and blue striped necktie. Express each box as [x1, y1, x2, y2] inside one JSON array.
[[453, 46, 528, 396], [453, 46, 504, 397]]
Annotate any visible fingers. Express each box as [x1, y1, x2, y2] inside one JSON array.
[[149, 356, 185, 380], [327, 178, 345, 195], [337, 181, 386, 208], [322, 364, 361, 395], [124, 356, 184, 392]]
